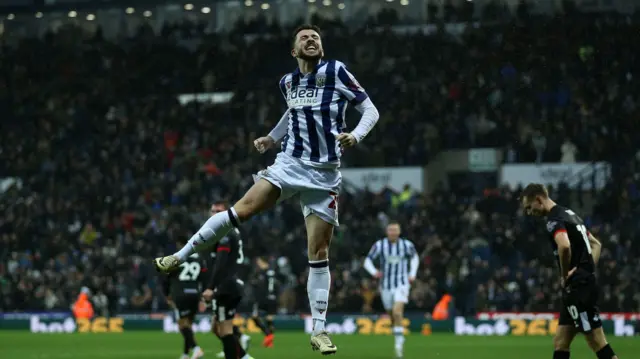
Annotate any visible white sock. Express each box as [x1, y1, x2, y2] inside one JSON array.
[[241, 355, 251, 359], [174, 208, 239, 262], [393, 326, 405, 349], [308, 260, 330, 335]]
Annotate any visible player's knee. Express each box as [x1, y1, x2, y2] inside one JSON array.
[[553, 333, 572, 351], [217, 321, 234, 336], [307, 236, 330, 260], [178, 318, 191, 329]]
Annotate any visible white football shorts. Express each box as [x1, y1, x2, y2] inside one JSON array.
[[254, 152, 342, 226], [381, 285, 410, 311]]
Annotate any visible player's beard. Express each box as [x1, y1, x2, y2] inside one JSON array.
[[297, 48, 323, 62]]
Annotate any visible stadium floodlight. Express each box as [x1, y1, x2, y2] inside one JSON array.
[[323, 0, 331, 6], [184, 4, 194, 10], [86, 14, 95, 21], [400, 0, 409, 5], [338, 3, 345, 9], [143, 10, 152, 17], [68, 10, 77, 18], [35, 12, 43, 18], [7, 13, 15, 20], [244, 0, 253, 6], [125, 7, 135, 14], [308, 0, 316, 3], [201, 6, 211, 13], [261, 3, 270, 9]]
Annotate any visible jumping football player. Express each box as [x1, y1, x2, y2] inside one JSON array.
[[154, 24, 379, 355], [163, 240, 206, 359], [520, 183, 618, 359], [364, 222, 419, 359]]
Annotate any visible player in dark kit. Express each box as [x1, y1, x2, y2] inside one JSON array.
[[208, 202, 252, 358], [520, 184, 619, 359], [163, 240, 207, 359], [201, 202, 253, 359], [251, 256, 280, 348]]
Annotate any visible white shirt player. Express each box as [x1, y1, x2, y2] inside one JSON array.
[[364, 237, 420, 311], [268, 60, 379, 168]]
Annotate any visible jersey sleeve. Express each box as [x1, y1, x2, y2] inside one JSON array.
[[278, 74, 289, 102], [406, 240, 418, 256], [367, 240, 381, 260], [335, 62, 368, 105], [546, 220, 567, 238]]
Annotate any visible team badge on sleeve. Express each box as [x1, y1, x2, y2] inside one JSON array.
[[546, 221, 557, 232]]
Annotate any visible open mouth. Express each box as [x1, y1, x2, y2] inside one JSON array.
[[305, 44, 317, 51]]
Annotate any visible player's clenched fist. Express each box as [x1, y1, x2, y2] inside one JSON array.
[[335, 133, 357, 147], [254, 136, 275, 154]]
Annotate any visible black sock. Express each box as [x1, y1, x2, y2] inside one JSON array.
[[596, 344, 616, 359], [233, 325, 242, 338], [252, 316, 271, 335], [222, 334, 246, 359], [267, 318, 275, 334], [180, 327, 197, 354], [554, 350, 570, 359]]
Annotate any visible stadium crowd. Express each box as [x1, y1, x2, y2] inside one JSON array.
[[1, 7, 640, 316]]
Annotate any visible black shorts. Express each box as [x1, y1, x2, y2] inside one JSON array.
[[253, 298, 277, 317], [559, 277, 602, 333], [174, 294, 200, 320], [212, 293, 242, 322]]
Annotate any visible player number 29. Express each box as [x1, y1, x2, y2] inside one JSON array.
[[178, 262, 201, 281], [575, 224, 592, 254]]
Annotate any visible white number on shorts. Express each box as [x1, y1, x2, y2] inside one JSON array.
[[575, 224, 592, 254], [567, 305, 579, 320], [237, 240, 245, 264], [178, 262, 201, 281]]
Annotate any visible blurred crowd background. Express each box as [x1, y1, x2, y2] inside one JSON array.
[[2, 0, 640, 317]]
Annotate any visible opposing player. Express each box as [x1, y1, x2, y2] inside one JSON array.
[[207, 202, 252, 358], [363, 222, 419, 359], [251, 256, 280, 348], [201, 216, 252, 359], [163, 240, 206, 359], [520, 184, 619, 359], [154, 24, 379, 355]]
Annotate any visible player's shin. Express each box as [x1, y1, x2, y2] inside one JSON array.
[[596, 344, 617, 359], [174, 208, 240, 262], [221, 334, 246, 359], [252, 316, 271, 335], [307, 260, 330, 335], [179, 326, 197, 354]]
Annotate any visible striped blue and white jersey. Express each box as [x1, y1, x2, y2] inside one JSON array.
[[278, 60, 368, 167], [366, 238, 418, 290]]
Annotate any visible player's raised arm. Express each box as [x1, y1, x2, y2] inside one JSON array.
[[588, 232, 602, 265], [334, 62, 379, 146], [363, 241, 382, 278]]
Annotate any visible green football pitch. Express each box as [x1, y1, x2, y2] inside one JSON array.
[[0, 331, 638, 358]]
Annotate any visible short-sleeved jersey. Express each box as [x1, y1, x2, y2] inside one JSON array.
[[367, 237, 418, 290], [167, 253, 207, 299], [545, 205, 595, 278], [278, 60, 368, 167]]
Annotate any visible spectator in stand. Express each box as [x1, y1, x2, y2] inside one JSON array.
[[1, 7, 640, 316]]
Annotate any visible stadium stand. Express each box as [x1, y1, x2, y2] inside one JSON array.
[[1, 1, 639, 317]]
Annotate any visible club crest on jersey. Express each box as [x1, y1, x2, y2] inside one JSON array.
[[285, 81, 292, 89], [546, 221, 557, 232], [315, 75, 326, 88]]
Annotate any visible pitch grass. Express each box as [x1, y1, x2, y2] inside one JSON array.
[[0, 331, 638, 358]]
